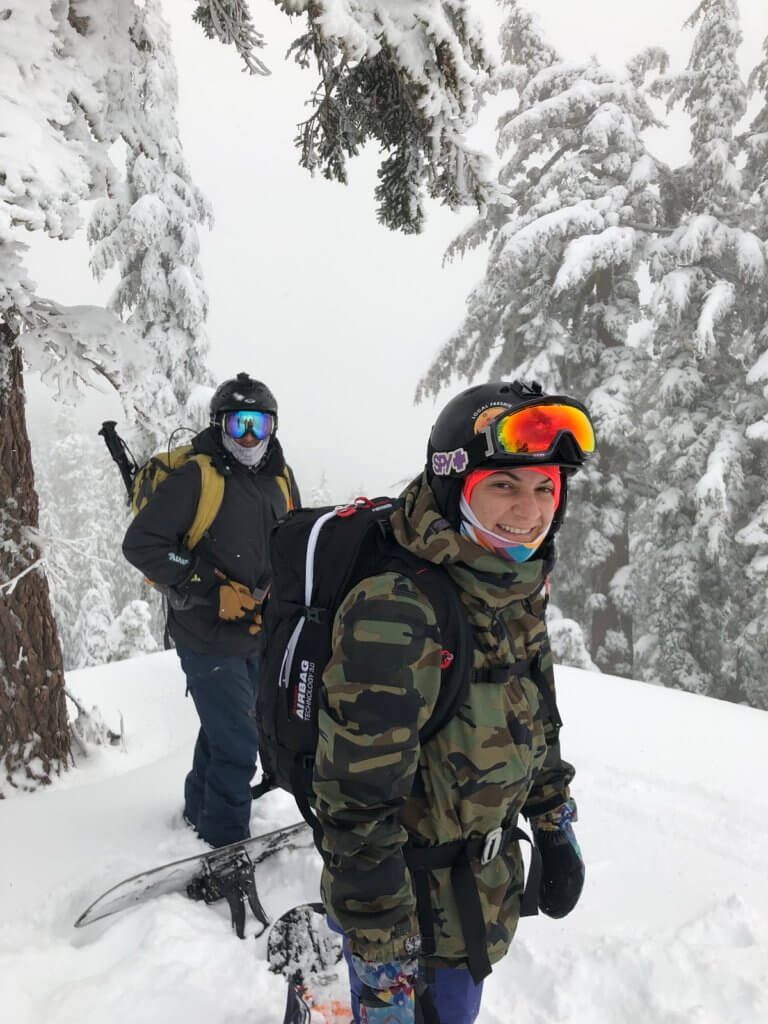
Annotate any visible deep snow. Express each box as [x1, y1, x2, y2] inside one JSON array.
[[1, 651, 766, 1023]]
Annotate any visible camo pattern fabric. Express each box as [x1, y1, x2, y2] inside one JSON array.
[[313, 473, 575, 967]]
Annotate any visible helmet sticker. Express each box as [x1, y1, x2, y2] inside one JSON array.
[[472, 404, 513, 434], [432, 447, 469, 476]]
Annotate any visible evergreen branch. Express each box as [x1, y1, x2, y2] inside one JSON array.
[[192, 0, 270, 76], [281, 4, 493, 232], [524, 143, 570, 183], [697, 259, 749, 288], [79, 356, 121, 392], [64, 688, 90, 718], [64, 689, 124, 748], [289, 30, 355, 183], [626, 46, 669, 87]]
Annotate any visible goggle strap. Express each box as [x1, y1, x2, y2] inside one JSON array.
[[431, 426, 587, 477]]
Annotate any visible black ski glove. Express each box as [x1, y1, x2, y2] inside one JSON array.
[[166, 555, 222, 611], [531, 799, 585, 919]]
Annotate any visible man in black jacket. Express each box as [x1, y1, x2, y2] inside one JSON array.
[[123, 373, 300, 847]]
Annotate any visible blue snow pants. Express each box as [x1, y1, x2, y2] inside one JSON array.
[[331, 919, 484, 1024], [176, 642, 261, 849]]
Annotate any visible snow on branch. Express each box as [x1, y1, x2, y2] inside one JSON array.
[[498, 1, 558, 90], [0, 241, 37, 320], [746, 346, 768, 387], [625, 46, 668, 87], [735, 499, 768, 551], [18, 301, 141, 403], [649, 216, 765, 294], [694, 426, 744, 564], [65, 689, 124, 754], [0, 557, 45, 596], [695, 279, 734, 356], [498, 202, 605, 265], [552, 226, 635, 295]]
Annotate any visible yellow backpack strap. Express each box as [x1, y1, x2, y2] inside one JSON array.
[[131, 445, 193, 516], [275, 469, 294, 513], [186, 454, 225, 549]]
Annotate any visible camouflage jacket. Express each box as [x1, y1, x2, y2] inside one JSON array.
[[313, 474, 575, 968]]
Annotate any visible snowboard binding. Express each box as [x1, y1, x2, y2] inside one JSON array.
[[186, 845, 269, 939]]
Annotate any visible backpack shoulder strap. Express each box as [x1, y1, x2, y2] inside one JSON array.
[[131, 444, 194, 516], [274, 469, 294, 514], [186, 453, 225, 549], [378, 546, 473, 743]]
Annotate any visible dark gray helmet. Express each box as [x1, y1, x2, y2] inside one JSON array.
[[209, 372, 278, 423]]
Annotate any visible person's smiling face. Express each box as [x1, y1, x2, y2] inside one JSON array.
[[468, 469, 556, 542]]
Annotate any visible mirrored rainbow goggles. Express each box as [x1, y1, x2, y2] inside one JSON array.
[[222, 410, 275, 441], [483, 401, 596, 461]]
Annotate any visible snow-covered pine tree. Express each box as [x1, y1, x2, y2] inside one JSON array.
[[635, 0, 767, 702], [0, 0, 106, 791], [35, 424, 154, 670], [107, 601, 159, 663], [729, 31, 768, 709], [418, 1, 667, 677], [198, 0, 496, 233], [310, 471, 333, 507], [744, 33, 768, 237], [35, 429, 91, 670], [546, 605, 598, 672], [88, 0, 214, 458], [1, 1, 212, 789]]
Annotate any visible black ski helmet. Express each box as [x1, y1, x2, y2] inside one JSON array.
[[209, 372, 278, 425], [426, 379, 594, 532]]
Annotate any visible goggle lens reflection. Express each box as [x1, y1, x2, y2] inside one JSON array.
[[223, 410, 274, 440], [494, 404, 595, 456]]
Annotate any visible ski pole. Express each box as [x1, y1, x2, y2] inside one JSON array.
[[98, 420, 138, 498]]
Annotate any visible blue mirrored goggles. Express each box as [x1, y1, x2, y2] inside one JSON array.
[[222, 410, 274, 441]]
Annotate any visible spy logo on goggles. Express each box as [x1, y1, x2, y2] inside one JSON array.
[[223, 410, 274, 441], [482, 402, 595, 460], [432, 447, 469, 476]]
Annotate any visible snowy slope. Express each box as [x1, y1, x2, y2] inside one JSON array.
[[1, 653, 766, 1024]]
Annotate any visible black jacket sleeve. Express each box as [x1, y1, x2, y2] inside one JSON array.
[[122, 460, 212, 587]]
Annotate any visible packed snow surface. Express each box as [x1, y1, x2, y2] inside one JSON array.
[[2, 651, 766, 1023]]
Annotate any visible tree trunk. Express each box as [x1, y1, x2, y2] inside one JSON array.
[[0, 325, 70, 795]]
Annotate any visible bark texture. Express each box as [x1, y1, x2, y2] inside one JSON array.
[[0, 326, 70, 794]]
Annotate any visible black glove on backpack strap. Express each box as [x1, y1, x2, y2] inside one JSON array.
[[535, 827, 585, 919]]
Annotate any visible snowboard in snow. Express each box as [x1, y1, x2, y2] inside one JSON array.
[[74, 820, 313, 938], [267, 903, 352, 1024]]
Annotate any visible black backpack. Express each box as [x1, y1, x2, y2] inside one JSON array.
[[254, 497, 473, 828]]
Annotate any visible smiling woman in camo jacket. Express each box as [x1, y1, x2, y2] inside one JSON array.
[[314, 380, 596, 1024]]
